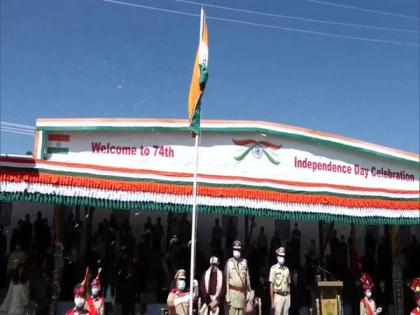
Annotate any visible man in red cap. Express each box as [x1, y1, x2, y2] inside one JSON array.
[[359, 273, 382, 315], [66, 268, 90, 315], [86, 268, 104, 315], [410, 278, 420, 315], [65, 283, 90, 315]]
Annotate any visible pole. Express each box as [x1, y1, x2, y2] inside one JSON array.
[[189, 9, 204, 314], [189, 134, 200, 315]]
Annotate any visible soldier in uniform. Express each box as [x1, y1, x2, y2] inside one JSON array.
[[360, 273, 382, 315], [410, 278, 420, 315], [269, 247, 290, 315], [167, 269, 193, 315], [225, 240, 251, 315], [86, 268, 104, 315]]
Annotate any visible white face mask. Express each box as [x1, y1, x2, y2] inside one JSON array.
[[365, 290, 372, 299], [177, 280, 186, 291], [277, 256, 285, 265], [74, 297, 85, 309], [233, 250, 241, 259], [92, 288, 100, 296]]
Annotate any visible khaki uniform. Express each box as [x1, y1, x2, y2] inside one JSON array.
[[167, 290, 191, 315], [225, 258, 251, 315], [269, 264, 290, 315]]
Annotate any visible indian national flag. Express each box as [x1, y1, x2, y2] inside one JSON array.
[[47, 134, 70, 154], [188, 8, 209, 136]]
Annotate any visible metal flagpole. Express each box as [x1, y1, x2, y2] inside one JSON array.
[[189, 133, 200, 315], [189, 8, 204, 315]]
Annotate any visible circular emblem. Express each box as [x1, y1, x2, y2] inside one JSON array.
[[252, 145, 263, 159]]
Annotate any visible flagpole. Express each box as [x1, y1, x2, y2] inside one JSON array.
[[189, 133, 199, 315], [189, 9, 204, 315]]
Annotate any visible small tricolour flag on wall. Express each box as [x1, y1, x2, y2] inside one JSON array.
[[47, 134, 70, 154], [187, 7, 209, 136]]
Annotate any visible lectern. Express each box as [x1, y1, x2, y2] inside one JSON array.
[[313, 280, 343, 315]]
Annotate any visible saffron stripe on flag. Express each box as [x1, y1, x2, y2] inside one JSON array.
[[48, 134, 70, 142]]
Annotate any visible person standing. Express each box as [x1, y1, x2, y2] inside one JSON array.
[[34, 212, 44, 253], [359, 273, 382, 315], [199, 257, 225, 315], [211, 219, 223, 249], [410, 278, 420, 315], [153, 217, 164, 251], [225, 241, 251, 315], [65, 283, 90, 315], [7, 244, 25, 276], [0, 264, 29, 315], [269, 231, 282, 265], [65, 269, 90, 315], [87, 269, 105, 315], [22, 214, 32, 252], [257, 227, 268, 256], [167, 269, 193, 315], [269, 247, 290, 315], [225, 219, 237, 254]]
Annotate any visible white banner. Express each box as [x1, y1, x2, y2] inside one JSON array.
[[41, 130, 419, 192]]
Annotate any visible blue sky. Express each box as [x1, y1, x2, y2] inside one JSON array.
[[1, 0, 419, 154]]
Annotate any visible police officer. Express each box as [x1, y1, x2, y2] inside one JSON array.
[[269, 247, 290, 315], [167, 269, 194, 315], [225, 240, 251, 315]]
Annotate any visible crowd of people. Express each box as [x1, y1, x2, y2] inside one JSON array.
[[0, 209, 419, 315]]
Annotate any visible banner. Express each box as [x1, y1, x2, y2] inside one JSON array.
[[36, 129, 419, 194]]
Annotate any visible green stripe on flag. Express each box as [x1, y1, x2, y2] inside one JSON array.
[[191, 64, 208, 136], [199, 64, 208, 88], [191, 99, 202, 136], [47, 147, 69, 154]]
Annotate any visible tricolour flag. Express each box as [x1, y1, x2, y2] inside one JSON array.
[[47, 134, 70, 154], [188, 8, 208, 136]]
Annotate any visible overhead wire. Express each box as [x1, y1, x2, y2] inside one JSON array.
[[0, 121, 35, 136], [174, 0, 419, 34], [306, 0, 419, 21], [1, 121, 35, 131], [0, 127, 34, 136], [103, 0, 419, 47]]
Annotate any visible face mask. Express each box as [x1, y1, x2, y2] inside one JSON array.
[[233, 250, 241, 259], [365, 291, 372, 299], [92, 288, 100, 296], [277, 256, 285, 265], [74, 297, 85, 309], [177, 280, 186, 291]]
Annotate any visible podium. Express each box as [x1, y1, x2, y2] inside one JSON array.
[[313, 280, 343, 315]]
